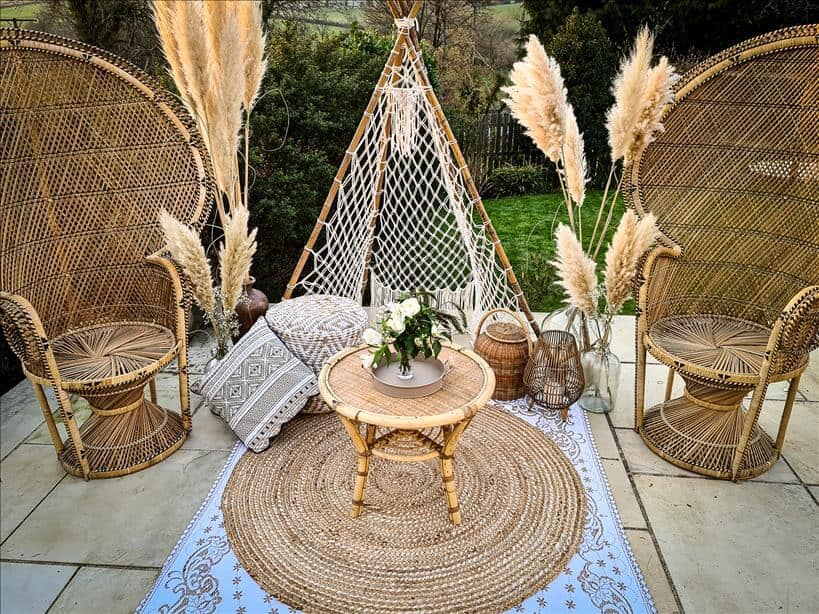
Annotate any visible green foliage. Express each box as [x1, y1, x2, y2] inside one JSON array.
[[367, 291, 466, 370], [522, 0, 812, 57], [546, 10, 616, 186], [482, 164, 555, 199], [247, 23, 392, 299]]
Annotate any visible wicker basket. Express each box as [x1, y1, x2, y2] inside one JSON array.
[[473, 308, 532, 400]]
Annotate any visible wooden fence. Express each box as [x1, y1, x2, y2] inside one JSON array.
[[455, 110, 546, 187]]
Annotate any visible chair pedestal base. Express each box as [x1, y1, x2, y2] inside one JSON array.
[[639, 381, 776, 480], [58, 395, 187, 479]]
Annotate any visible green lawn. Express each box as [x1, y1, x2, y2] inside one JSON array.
[[0, 1, 43, 21], [483, 190, 630, 314]]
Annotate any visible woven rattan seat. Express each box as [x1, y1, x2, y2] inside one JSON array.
[[0, 29, 213, 479], [50, 323, 176, 389], [646, 315, 808, 384], [630, 25, 819, 480]]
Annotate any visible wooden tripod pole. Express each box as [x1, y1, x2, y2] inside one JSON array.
[[284, 35, 407, 299], [402, 26, 541, 337]]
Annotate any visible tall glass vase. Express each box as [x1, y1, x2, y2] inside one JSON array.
[[578, 318, 621, 414], [541, 306, 597, 353]]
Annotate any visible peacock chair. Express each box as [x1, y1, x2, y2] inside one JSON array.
[[0, 29, 214, 479], [629, 25, 819, 480]]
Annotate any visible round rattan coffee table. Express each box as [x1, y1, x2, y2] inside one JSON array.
[[318, 342, 494, 525]]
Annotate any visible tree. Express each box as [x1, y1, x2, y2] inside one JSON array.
[[522, 0, 816, 58], [39, 0, 162, 73], [546, 10, 615, 184]]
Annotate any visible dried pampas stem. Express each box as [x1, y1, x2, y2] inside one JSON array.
[[159, 209, 216, 316], [606, 26, 654, 163], [604, 211, 658, 313], [219, 206, 258, 313], [553, 224, 598, 316], [237, 0, 267, 210], [202, 1, 245, 212]]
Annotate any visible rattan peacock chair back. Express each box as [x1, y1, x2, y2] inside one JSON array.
[[630, 25, 819, 481], [0, 29, 214, 479], [0, 28, 213, 345], [627, 24, 819, 330]]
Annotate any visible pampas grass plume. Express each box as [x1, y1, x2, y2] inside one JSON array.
[[219, 206, 258, 313], [237, 0, 267, 112], [553, 224, 598, 316], [606, 26, 653, 163], [563, 104, 587, 206], [159, 209, 216, 316], [604, 211, 658, 313], [502, 35, 568, 163]]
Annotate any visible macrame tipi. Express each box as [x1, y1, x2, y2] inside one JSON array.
[[285, 0, 539, 335]]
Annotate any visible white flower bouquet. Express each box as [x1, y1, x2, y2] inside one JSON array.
[[361, 291, 466, 377]]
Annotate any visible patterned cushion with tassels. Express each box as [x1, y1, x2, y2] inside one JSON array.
[[198, 318, 316, 452]]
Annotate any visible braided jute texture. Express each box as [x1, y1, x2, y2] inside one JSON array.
[[222, 406, 586, 613]]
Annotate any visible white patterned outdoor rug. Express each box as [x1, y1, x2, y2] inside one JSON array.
[[139, 400, 655, 613]]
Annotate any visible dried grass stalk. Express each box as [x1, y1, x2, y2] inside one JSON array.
[[563, 104, 587, 206], [219, 206, 258, 313], [159, 209, 216, 315], [553, 224, 598, 316], [606, 26, 653, 163], [604, 211, 658, 313], [502, 34, 568, 163], [626, 57, 679, 165], [237, 0, 267, 113], [202, 1, 245, 204], [169, 0, 211, 136]]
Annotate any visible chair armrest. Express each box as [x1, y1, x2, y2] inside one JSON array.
[[636, 245, 682, 331], [143, 253, 191, 342], [767, 286, 819, 376], [0, 292, 63, 385]]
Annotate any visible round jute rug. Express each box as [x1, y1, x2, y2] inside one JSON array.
[[222, 405, 586, 613]]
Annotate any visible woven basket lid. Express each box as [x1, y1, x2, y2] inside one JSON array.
[[266, 294, 367, 336], [485, 321, 527, 344]]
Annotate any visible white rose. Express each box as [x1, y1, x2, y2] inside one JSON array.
[[431, 323, 440, 335], [362, 327, 383, 346], [361, 353, 375, 369], [400, 297, 421, 318], [387, 316, 405, 334], [414, 337, 423, 347]]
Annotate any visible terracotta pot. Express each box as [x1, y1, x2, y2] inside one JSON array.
[[234, 276, 268, 340]]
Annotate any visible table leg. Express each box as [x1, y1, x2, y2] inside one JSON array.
[[439, 419, 472, 525], [338, 416, 371, 518]]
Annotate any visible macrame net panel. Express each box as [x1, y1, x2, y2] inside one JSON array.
[[293, 27, 520, 324]]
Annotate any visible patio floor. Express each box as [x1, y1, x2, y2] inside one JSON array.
[[1, 314, 817, 613]]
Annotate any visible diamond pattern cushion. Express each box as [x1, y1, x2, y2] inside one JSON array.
[[198, 318, 316, 452], [265, 294, 367, 373]]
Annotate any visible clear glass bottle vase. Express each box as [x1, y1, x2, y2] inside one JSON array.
[[578, 319, 621, 414]]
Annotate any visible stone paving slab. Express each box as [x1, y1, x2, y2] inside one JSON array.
[[1, 449, 230, 568], [0, 444, 66, 542], [48, 567, 157, 614], [625, 529, 680, 614], [0, 562, 77, 614], [757, 400, 819, 485], [634, 475, 819, 614], [602, 458, 647, 530]]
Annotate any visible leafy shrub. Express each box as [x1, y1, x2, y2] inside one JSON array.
[[482, 164, 554, 199]]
